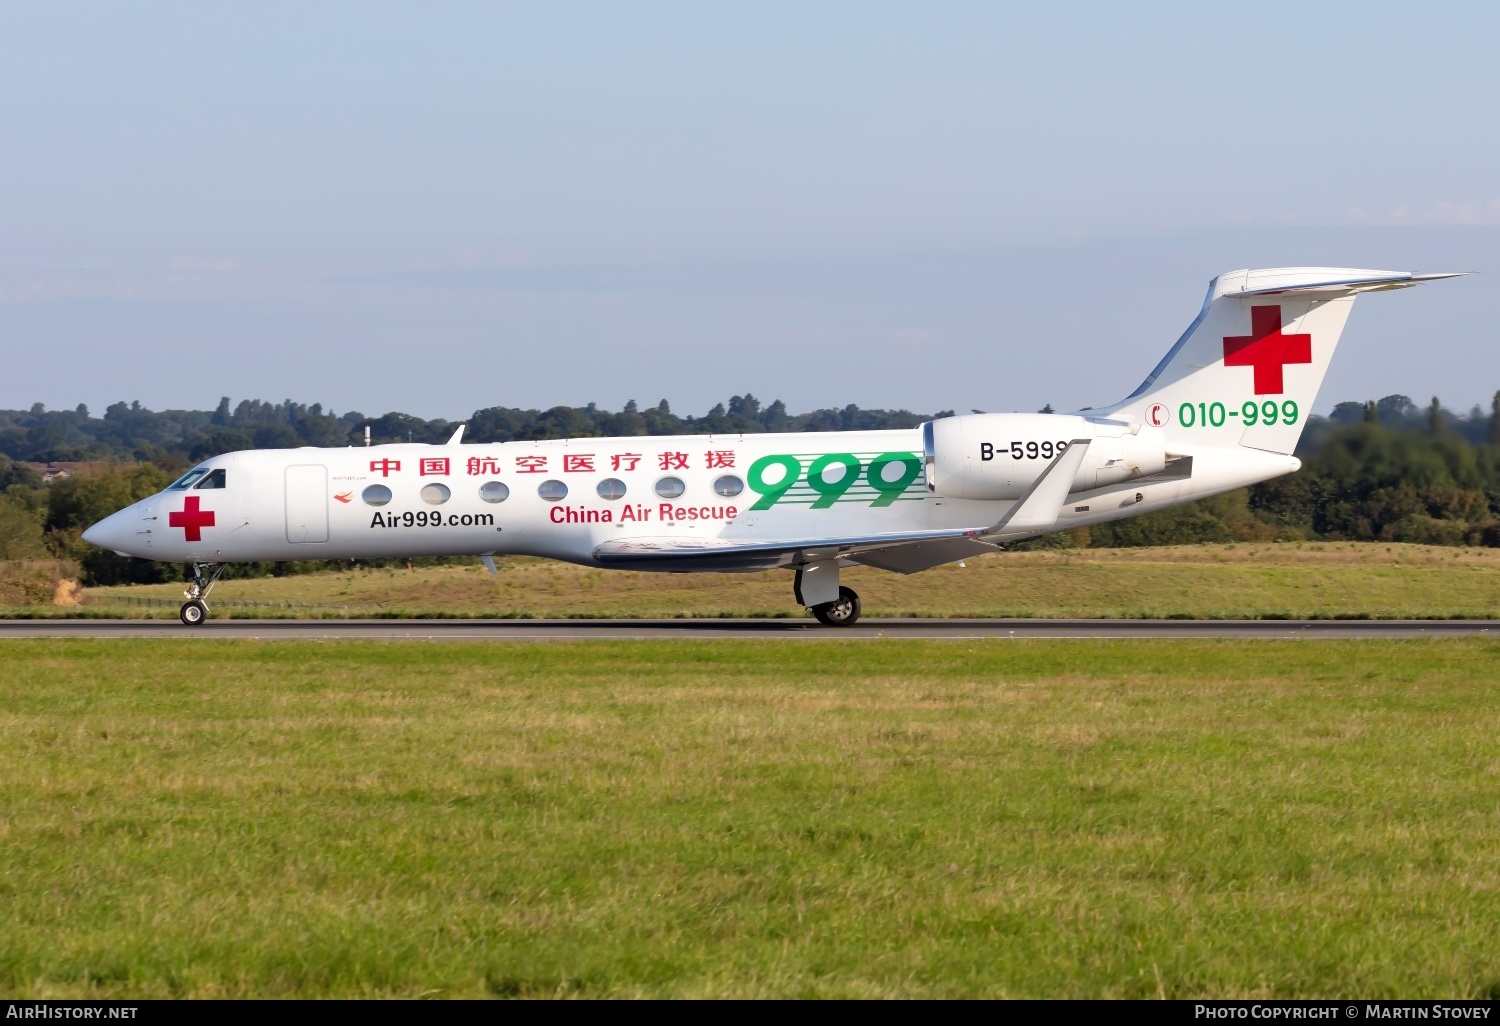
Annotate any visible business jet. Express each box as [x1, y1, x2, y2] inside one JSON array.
[[83, 266, 1459, 626]]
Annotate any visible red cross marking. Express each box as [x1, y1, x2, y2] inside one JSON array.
[[168, 495, 216, 542], [1222, 305, 1312, 395]]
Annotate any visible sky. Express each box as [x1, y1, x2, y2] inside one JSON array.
[[1, 1, 1497, 420]]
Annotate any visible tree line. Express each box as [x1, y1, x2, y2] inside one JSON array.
[[2, 392, 1499, 585], [0, 394, 950, 467]]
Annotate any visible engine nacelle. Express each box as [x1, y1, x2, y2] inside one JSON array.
[[923, 413, 1166, 500]]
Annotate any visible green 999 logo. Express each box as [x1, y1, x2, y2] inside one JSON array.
[[746, 452, 924, 510]]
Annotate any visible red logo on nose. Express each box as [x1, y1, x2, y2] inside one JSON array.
[[1223, 305, 1312, 395], [169, 495, 216, 542]]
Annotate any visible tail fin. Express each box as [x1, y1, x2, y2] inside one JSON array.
[[1103, 267, 1463, 455]]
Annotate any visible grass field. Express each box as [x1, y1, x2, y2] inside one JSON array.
[[22, 542, 1500, 620], [2, 638, 1498, 998]]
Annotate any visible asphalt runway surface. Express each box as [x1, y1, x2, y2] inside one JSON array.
[[2, 618, 1495, 640]]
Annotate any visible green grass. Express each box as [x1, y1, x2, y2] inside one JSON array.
[[17, 541, 1500, 620], [2, 638, 1498, 997]]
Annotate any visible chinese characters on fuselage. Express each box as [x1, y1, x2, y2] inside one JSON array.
[[372, 451, 738, 477]]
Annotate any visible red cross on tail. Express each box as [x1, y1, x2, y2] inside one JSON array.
[[1222, 305, 1311, 395], [168, 495, 216, 541]]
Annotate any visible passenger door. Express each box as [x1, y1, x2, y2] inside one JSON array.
[[285, 465, 330, 543]]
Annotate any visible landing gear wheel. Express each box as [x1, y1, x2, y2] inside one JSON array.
[[180, 563, 226, 627], [812, 586, 861, 627]]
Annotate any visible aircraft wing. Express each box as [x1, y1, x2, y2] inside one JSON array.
[[593, 528, 990, 572], [594, 438, 1094, 573]]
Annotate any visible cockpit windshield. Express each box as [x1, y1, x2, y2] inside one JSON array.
[[193, 468, 227, 489], [169, 468, 209, 490]]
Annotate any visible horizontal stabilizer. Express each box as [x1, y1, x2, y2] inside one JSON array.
[[1229, 270, 1468, 297]]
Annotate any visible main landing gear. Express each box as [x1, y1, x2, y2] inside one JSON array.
[[794, 560, 861, 627], [180, 562, 226, 627], [813, 586, 862, 627]]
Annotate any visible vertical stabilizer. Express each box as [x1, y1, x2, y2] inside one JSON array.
[[1102, 268, 1462, 455]]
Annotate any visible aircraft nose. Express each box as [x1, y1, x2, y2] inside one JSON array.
[[82, 505, 144, 556]]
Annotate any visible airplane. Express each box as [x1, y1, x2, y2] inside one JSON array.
[[82, 266, 1461, 627]]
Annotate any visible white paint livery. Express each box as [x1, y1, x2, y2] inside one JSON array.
[[83, 266, 1462, 626]]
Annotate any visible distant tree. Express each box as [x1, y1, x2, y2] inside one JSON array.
[[1428, 396, 1444, 433], [1376, 394, 1416, 427], [1363, 400, 1377, 424], [0, 493, 48, 559], [761, 399, 789, 431], [188, 427, 255, 462], [293, 416, 346, 448], [74, 403, 89, 417], [1038, 403, 1055, 414], [250, 423, 302, 449], [1491, 390, 1500, 446], [728, 394, 761, 418], [1329, 401, 1365, 426], [0, 459, 43, 490], [623, 399, 638, 415], [524, 406, 600, 440], [657, 399, 671, 415]]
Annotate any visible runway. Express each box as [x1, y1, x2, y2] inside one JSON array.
[[1, 618, 1495, 640]]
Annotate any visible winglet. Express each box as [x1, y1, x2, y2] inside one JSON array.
[[981, 439, 1091, 538], [480, 554, 497, 575], [447, 423, 466, 445]]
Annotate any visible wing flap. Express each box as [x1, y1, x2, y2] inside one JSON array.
[[849, 537, 1000, 575]]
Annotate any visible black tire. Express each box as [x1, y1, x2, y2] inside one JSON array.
[[180, 600, 208, 626], [812, 587, 861, 627]]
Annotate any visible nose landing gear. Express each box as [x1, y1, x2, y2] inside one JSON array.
[[179, 562, 226, 627]]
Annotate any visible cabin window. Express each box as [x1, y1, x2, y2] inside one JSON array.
[[169, 469, 208, 490], [362, 484, 392, 506], [420, 483, 451, 505], [193, 468, 227, 489], [713, 475, 743, 498], [596, 478, 627, 500], [654, 476, 685, 499], [479, 481, 509, 503], [538, 480, 568, 502]]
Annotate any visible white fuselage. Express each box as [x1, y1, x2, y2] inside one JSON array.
[[83, 424, 1297, 569]]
